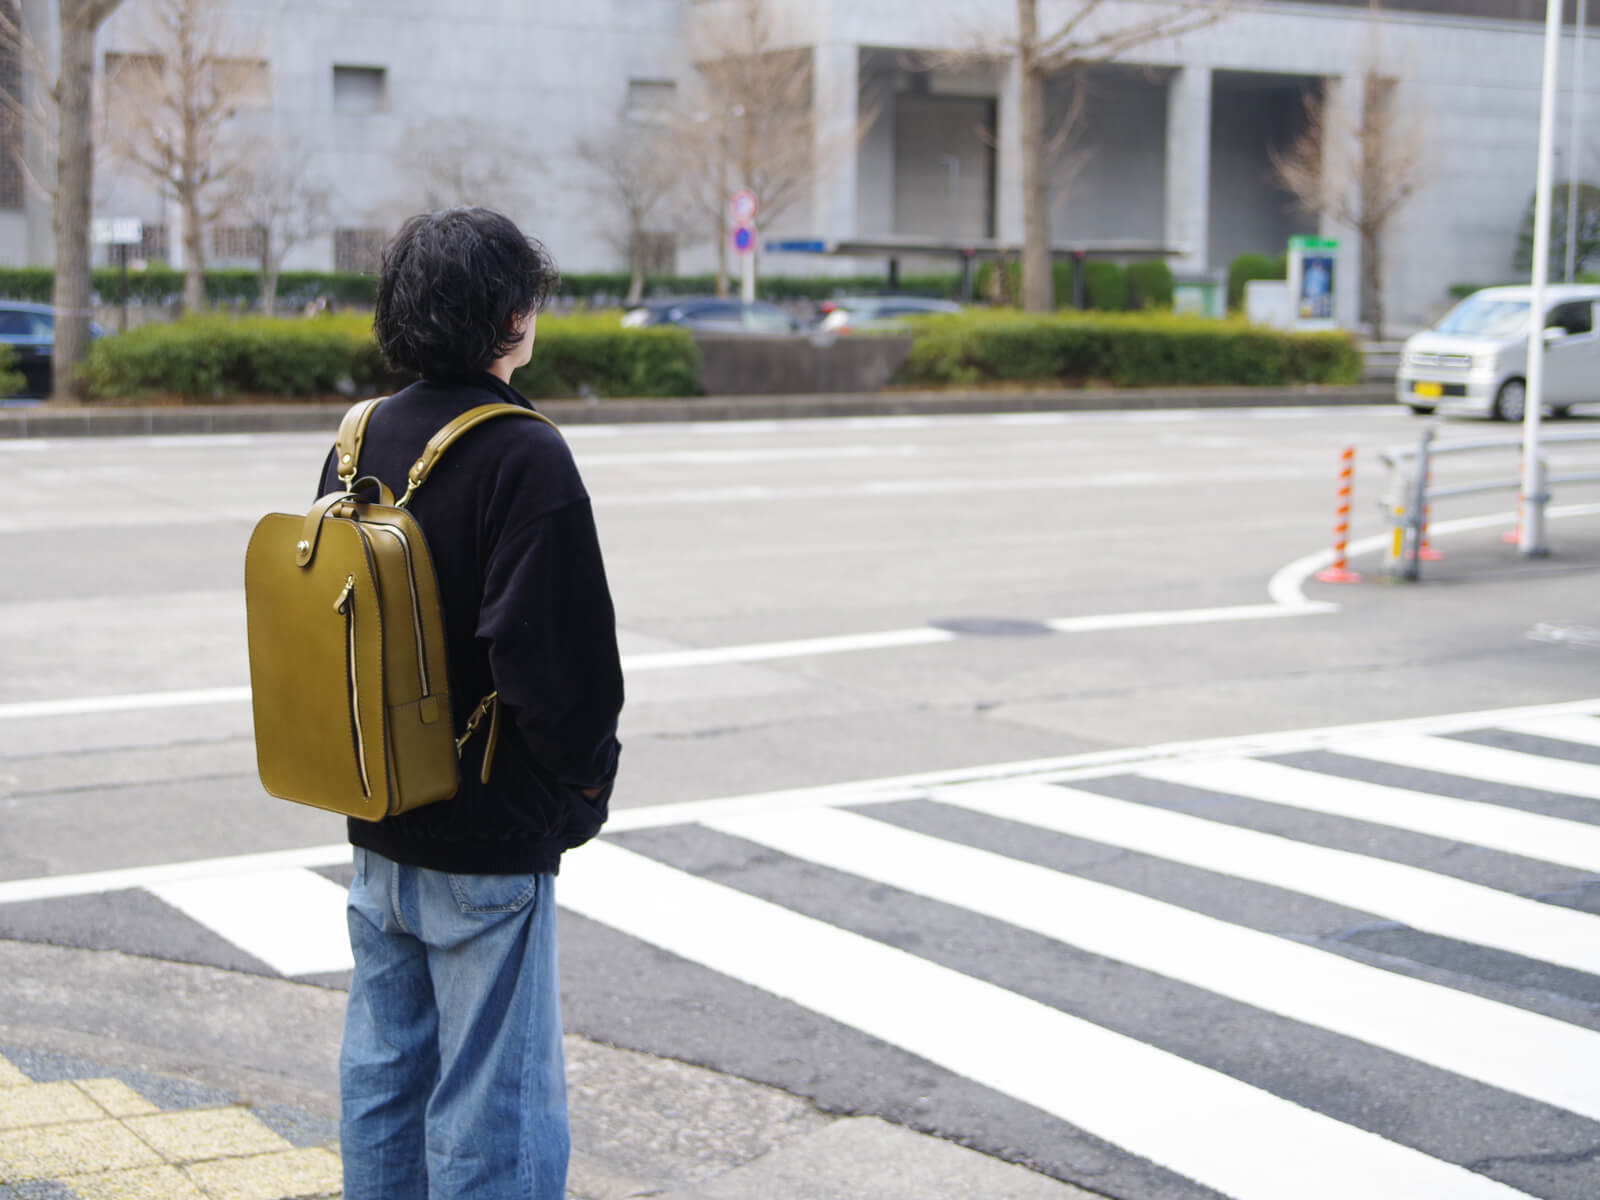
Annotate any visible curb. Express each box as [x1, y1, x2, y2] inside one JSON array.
[[0, 384, 1395, 439]]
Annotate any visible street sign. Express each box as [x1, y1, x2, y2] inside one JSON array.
[[91, 217, 142, 246], [765, 239, 827, 254], [729, 188, 757, 225], [732, 225, 754, 255]]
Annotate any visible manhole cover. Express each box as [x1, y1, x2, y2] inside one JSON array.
[[929, 617, 1055, 638]]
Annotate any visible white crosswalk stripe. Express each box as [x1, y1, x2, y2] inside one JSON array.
[[8, 701, 1600, 1198]]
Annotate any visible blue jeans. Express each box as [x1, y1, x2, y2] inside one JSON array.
[[340, 847, 568, 1200]]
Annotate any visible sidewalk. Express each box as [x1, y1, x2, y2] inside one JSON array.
[[0, 939, 1093, 1200], [0, 383, 1394, 439]]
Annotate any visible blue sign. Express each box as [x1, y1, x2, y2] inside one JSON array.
[[766, 239, 827, 253], [732, 225, 754, 254]]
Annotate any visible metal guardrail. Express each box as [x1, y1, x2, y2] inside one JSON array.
[[1378, 428, 1600, 579]]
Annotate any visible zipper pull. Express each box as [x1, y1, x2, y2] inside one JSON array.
[[333, 575, 355, 614]]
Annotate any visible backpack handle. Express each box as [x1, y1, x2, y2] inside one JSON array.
[[335, 396, 385, 487], [398, 403, 560, 508]]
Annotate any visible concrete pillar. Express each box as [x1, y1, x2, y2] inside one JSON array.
[[811, 41, 859, 242], [1165, 65, 1212, 276], [994, 57, 1024, 246]]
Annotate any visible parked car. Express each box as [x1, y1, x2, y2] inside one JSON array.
[[817, 294, 962, 334], [620, 298, 802, 334], [0, 301, 106, 398], [1397, 284, 1600, 420]]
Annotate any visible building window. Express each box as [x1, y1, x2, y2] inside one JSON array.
[[334, 227, 386, 273], [104, 52, 164, 93], [333, 65, 386, 113], [213, 225, 265, 259], [625, 78, 676, 122], [213, 57, 270, 108]]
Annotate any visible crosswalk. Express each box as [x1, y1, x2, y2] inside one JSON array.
[[6, 701, 1600, 1197]]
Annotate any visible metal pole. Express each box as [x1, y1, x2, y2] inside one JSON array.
[[1525, 456, 1552, 555], [1567, 0, 1588, 282], [1524, 0, 1564, 557], [1403, 427, 1433, 581], [740, 242, 755, 303]]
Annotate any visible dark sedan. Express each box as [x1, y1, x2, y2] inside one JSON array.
[[0, 302, 106, 398], [621, 297, 803, 334]]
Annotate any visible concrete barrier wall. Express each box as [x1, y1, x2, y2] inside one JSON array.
[[694, 334, 914, 396]]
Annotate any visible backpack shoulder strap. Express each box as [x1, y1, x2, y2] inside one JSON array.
[[334, 396, 386, 488], [398, 404, 560, 508]]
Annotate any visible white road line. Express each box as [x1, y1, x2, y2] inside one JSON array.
[[145, 867, 352, 976], [1501, 714, 1600, 748], [1139, 757, 1600, 874], [0, 844, 351, 905], [574, 444, 919, 467], [701, 807, 1600, 1123], [9, 698, 1600, 906], [1333, 734, 1600, 801], [0, 686, 253, 721], [935, 780, 1600, 976], [1045, 602, 1333, 633], [558, 840, 1528, 1200], [624, 626, 958, 671], [0, 602, 1332, 719], [592, 464, 1316, 507]]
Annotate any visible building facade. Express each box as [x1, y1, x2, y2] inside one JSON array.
[[0, 0, 1589, 329]]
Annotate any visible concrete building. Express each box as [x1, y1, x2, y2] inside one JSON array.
[[0, 0, 1591, 329]]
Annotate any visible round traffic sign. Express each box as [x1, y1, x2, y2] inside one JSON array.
[[729, 188, 758, 225], [732, 225, 754, 254]]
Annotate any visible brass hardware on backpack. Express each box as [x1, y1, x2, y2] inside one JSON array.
[[245, 396, 562, 821]]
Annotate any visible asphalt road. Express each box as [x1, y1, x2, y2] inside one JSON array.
[[5, 405, 1600, 1199]]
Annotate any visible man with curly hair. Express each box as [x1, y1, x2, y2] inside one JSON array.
[[323, 208, 623, 1200]]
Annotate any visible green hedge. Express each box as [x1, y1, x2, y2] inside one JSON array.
[[895, 310, 1363, 389], [1126, 260, 1175, 309], [1226, 253, 1288, 311], [82, 312, 699, 400], [0, 266, 970, 309]]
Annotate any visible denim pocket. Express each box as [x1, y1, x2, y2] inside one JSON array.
[[447, 872, 539, 915]]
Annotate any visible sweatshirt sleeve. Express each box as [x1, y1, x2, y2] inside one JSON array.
[[476, 496, 624, 808]]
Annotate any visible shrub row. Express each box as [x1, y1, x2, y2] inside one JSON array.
[[972, 260, 1176, 311], [1226, 253, 1288, 311], [0, 266, 974, 309], [895, 310, 1363, 389], [81, 312, 700, 400]]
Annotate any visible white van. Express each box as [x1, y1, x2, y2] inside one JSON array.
[[1397, 284, 1600, 420]]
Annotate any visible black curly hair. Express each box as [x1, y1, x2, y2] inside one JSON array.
[[373, 208, 559, 378]]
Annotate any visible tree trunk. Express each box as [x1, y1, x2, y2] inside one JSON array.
[[1017, 0, 1053, 313], [258, 231, 278, 314], [51, 5, 99, 402], [714, 211, 728, 297], [182, 194, 206, 314], [1361, 223, 1384, 343], [626, 233, 645, 305]]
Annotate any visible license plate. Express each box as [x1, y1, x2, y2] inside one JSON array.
[[1412, 381, 1444, 398]]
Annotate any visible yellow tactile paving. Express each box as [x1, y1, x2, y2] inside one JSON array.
[[0, 1118, 162, 1180], [66, 1161, 211, 1199], [0, 1081, 107, 1129], [121, 1107, 292, 1164], [73, 1079, 161, 1118], [183, 1146, 343, 1200], [0, 1054, 31, 1088]]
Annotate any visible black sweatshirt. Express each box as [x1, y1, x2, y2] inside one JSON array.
[[316, 372, 623, 874]]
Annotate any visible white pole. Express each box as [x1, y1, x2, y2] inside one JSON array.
[[1566, 0, 1588, 282], [740, 240, 755, 303], [1524, 0, 1564, 556]]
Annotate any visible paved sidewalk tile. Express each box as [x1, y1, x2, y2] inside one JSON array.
[[0, 1052, 342, 1200]]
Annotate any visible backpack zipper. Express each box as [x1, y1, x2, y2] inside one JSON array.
[[334, 575, 371, 798], [372, 524, 431, 698]]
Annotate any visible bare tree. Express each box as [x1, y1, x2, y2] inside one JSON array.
[[1272, 69, 1424, 341], [1002, 0, 1227, 312], [105, 0, 263, 313], [575, 125, 684, 304], [0, 1, 125, 399], [227, 135, 329, 312], [677, 0, 870, 296], [392, 116, 541, 215]]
